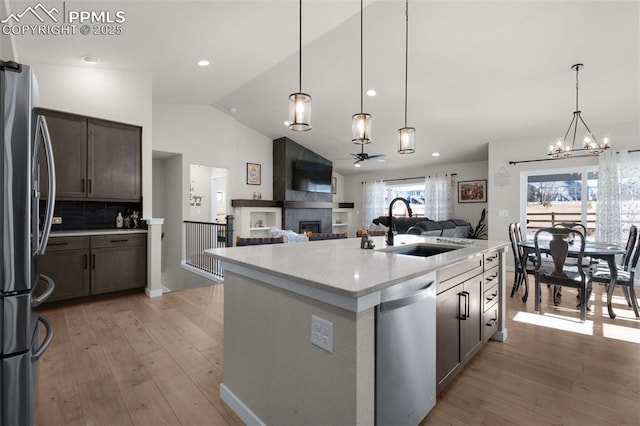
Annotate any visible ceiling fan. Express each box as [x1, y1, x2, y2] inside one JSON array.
[[351, 145, 386, 165]]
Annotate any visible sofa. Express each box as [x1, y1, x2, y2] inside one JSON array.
[[372, 216, 471, 238]]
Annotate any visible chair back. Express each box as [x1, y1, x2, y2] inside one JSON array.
[[627, 228, 640, 279], [508, 223, 520, 264], [534, 227, 586, 278], [621, 225, 638, 269], [554, 222, 587, 238]]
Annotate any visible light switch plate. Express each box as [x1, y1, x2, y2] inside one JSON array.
[[311, 315, 333, 353], [498, 210, 509, 218]]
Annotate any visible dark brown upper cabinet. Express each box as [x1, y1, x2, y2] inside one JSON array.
[[38, 109, 142, 202]]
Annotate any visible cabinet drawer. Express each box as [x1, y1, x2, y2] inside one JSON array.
[[46, 236, 90, 251], [483, 282, 499, 312], [437, 257, 483, 294], [483, 250, 500, 270], [91, 233, 146, 248], [483, 267, 500, 289], [483, 304, 499, 342]]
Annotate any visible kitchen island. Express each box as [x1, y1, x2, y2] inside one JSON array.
[[205, 235, 508, 425]]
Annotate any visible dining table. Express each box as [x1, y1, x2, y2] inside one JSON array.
[[518, 240, 626, 319]]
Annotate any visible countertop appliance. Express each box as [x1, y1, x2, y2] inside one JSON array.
[[1, 60, 56, 425], [376, 272, 436, 425]]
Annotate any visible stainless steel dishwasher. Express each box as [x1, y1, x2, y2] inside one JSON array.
[[376, 272, 436, 426]]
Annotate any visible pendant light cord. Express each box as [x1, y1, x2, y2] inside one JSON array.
[[404, 0, 409, 127], [299, 0, 302, 92], [574, 64, 579, 113], [360, 0, 364, 113]]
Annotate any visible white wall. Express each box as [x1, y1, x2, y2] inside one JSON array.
[[30, 64, 153, 214], [487, 120, 638, 248], [153, 104, 273, 290], [343, 160, 489, 233], [0, 2, 15, 60]]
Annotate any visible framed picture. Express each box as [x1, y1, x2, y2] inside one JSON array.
[[331, 176, 337, 194], [246, 163, 261, 185], [458, 179, 487, 203]]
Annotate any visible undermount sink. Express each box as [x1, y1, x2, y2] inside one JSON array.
[[389, 244, 458, 258]]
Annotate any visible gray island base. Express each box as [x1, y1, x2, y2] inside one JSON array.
[[205, 235, 508, 425]]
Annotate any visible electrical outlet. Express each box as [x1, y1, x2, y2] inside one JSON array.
[[311, 315, 333, 353], [52, 217, 62, 224]]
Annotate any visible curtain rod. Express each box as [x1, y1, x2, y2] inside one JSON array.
[[509, 149, 640, 165], [361, 173, 457, 184]]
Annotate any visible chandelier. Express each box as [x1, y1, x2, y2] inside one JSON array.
[[547, 63, 610, 158], [397, 0, 415, 154], [288, 0, 312, 131]]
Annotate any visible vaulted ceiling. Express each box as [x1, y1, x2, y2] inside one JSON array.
[[9, 0, 639, 175]]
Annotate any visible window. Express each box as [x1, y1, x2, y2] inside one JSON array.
[[522, 167, 597, 240], [383, 183, 425, 217]]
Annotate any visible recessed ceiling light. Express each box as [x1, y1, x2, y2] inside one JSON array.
[[432, 152, 440, 157], [197, 59, 210, 66], [228, 107, 237, 113], [354, 163, 361, 168], [82, 55, 99, 64], [284, 121, 291, 126], [366, 89, 376, 97]]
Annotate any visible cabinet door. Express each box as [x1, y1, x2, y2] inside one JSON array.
[[91, 243, 146, 295], [38, 110, 87, 199], [436, 283, 462, 391], [87, 119, 141, 201], [461, 277, 483, 363], [38, 246, 90, 302]]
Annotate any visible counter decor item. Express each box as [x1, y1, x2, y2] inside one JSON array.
[[116, 211, 123, 229], [131, 210, 139, 229]]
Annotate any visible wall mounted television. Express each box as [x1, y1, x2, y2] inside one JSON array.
[[292, 160, 333, 193]]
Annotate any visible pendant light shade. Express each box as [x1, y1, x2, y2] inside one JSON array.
[[397, 0, 415, 154], [352, 0, 372, 144], [288, 0, 312, 132], [289, 92, 312, 131], [398, 126, 415, 154], [352, 113, 372, 144]]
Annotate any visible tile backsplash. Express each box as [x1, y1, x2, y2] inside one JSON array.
[[45, 200, 143, 231]]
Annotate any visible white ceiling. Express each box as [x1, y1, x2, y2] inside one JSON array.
[[9, 0, 640, 175]]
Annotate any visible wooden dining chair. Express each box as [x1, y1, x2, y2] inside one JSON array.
[[508, 223, 532, 302], [587, 226, 640, 318], [534, 227, 588, 322]]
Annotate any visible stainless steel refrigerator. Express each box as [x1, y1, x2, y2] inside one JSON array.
[[1, 60, 56, 425]]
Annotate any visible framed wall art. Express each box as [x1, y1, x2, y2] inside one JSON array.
[[246, 163, 261, 185], [458, 179, 487, 203]]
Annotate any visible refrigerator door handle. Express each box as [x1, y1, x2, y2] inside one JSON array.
[[36, 114, 56, 255], [32, 274, 55, 308], [32, 314, 54, 361]]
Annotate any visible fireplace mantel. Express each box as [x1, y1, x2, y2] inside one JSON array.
[[232, 200, 354, 209]]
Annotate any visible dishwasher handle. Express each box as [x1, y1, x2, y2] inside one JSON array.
[[379, 282, 434, 312]]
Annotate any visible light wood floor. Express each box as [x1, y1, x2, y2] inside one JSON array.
[[37, 272, 640, 425]]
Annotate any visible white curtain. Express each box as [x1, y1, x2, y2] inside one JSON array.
[[424, 175, 452, 220], [363, 180, 385, 228], [596, 149, 621, 244], [596, 149, 640, 244]]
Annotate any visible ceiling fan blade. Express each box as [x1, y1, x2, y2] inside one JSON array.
[[367, 154, 386, 159]]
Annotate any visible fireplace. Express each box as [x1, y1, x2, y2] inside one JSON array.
[[299, 221, 321, 234]]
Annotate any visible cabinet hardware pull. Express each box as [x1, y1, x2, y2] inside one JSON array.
[[485, 273, 498, 282], [485, 318, 497, 326], [464, 291, 470, 320], [91, 254, 96, 269], [110, 239, 128, 243], [48, 242, 68, 246], [487, 255, 498, 262], [459, 291, 470, 320], [485, 292, 498, 302], [83, 254, 88, 269]]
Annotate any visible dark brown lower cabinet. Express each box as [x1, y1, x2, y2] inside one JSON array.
[[38, 236, 91, 302], [91, 234, 147, 294], [40, 233, 146, 302], [436, 277, 482, 392]]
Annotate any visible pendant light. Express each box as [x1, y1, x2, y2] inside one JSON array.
[[288, 0, 312, 131], [352, 0, 372, 144], [547, 63, 610, 158], [398, 0, 415, 154]]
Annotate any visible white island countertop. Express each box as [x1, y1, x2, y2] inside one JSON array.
[[206, 235, 508, 312]]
